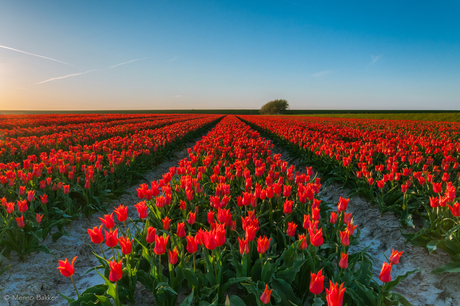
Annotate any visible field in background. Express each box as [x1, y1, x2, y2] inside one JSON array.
[[296, 112, 460, 122]]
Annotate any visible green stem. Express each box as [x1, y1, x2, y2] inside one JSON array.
[[70, 275, 80, 298], [99, 244, 106, 260]]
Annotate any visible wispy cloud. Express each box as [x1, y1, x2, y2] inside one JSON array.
[[370, 55, 383, 64], [109, 57, 147, 69], [311, 70, 332, 78], [174, 95, 182, 98], [37, 69, 98, 84], [0, 44, 70, 65]]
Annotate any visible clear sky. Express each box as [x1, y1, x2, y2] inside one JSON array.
[[1, 0, 459, 110]]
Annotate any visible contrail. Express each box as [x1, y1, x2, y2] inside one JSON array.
[[37, 69, 97, 84], [109, 57, 147, 69], [0, 44, 70, 65]]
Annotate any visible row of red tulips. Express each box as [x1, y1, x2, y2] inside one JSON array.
[[0, 115, 222, 261], [58, 115, 414, 306], [239, 115, 460, 274]]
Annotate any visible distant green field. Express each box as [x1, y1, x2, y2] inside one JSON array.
[[295, 113, 460, 122]]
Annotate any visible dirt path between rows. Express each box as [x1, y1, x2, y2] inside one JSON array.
[[270, 142, 459, 306], [1, 127, 459, 306]]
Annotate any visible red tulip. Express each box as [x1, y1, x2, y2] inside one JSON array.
[[245, 225, 257, 241], [177, 221, 186, 237], [215, 224, 226, 247], [337, 197, 349, 212], [389, 248, 404, 265], [207, 210, 215, 224], [204, 230, 218, 251], [339, 252, 348, 269], [257, 236, 272, 254], [105, 228, 118, 248], [57, 256, 77, 278], [326, 281, 346, 306], [312, 207, 321, 221], [343, 212, 352, 224], [168, 247, 179, 265], [135, 201, 148, 219], [162, 216, 171, 230], [298, 234, 308, 250], [6, 202, 14, 214], [260, 284, 272, 304], [283, 199, 293, 214], [154, 235, 169, 255], [16, 216, 25, 228], [238, 237, 249, 254], [27, 190, 35, 201], [114, 204, 128, 222], [188, 212, 196, 225], [186, 235, 198, 253], [448, 202, 460, 217], [286, 222, 297, 237], [88, 225, 104, 244], [330, 211, 338, 224], [339, 230, 350, 246], [146, 226, 157, 244], [379, 262, 392, 283], [309, 269, 325, 294], [99, 213, 115, 229], [36, 213, 44, 224], [17, 199, 28, 212], [309, 227, 323, 247], [108, 259, 123, 282], [40, 194, 48, 204], [118, 236, 133, 255]]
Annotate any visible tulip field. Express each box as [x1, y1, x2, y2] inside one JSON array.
[[1, 114, 459, 306]]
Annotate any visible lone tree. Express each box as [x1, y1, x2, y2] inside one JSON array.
[[260, 99, 290, 114]]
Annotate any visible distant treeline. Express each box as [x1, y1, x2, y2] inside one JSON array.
[[1, 109, 459, 115]]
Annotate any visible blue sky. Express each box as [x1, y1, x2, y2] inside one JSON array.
[[1, 0, 459, 110]]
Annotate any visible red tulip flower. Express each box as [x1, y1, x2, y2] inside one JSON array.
[[105, 228, 118, 248], [298, 234, 308, 250], [188, 212, 196, 225], [88, 225, 104, 244], [238, 237, 249, 254], [27, 190, 35, 202], [114, 204, 128, 222], [186, 235, 198, 253], [145, 226, 156, 244], [339, 252, 348, 269], [40, 194, 48, 204], [286, 222, 298, 237], [260, 284, 272, 304], [330, 211, 338, 224], [154, 235, 169, 255], [204, 230, 218, 250], [6, 202, 14, 214], [309, 269, 325, 295], [337, 197, 349, 212], [339, 230, 350, 246], [448, 202, 460, 217], [326, 281, 346, 306], [389, 248, 404, 265], [283, 199, 293, 214], [168, 247, 179, 265], [207, 210, 215, 224], [57, 256, 77, 277], [17, 200, 28, 213], [312, 207, 321, 221], [108, 259, 123, 282], [99, 213, 115, 229], [257, 236, 272, 254], [36, 213, 44, 224], [16, 216, 25, 228], [177, 221, 186, 237], [245, 225, 257, 241], [309, 227, 323, 247], [135, 201, 148, 219], [162, 216, 171, 230], [118, 236, 133, 255], [215, 225, 226, 247], [379, 262, 392, 283]]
